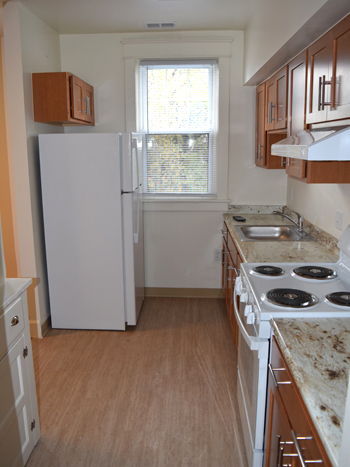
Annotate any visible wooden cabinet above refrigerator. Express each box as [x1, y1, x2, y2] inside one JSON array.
[[32, 72, 95, 126]]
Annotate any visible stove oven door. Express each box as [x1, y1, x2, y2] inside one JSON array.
[[233, 287, 269, 467]]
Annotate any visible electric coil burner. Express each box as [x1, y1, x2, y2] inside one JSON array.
[[252, 265, 284, 276], [266, 288, 318, 308], [293, 265, 337, 280], [326, 292, 350, 307]]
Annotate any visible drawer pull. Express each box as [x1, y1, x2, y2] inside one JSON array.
[[11, 315, 20, 326], [268, 363, 292, 387], [221, 229, 228, 234], [291, 430, 323, 466]]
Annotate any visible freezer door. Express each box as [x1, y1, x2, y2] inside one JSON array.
[[121, 133, 145, 326], [39, 133, 126, 330]]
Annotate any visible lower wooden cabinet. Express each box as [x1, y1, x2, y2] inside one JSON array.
[[222, 222, 241, 349], [264, 337, 331, 467]]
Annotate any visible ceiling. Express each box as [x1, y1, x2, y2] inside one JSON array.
[[10, 0, 261, 34]]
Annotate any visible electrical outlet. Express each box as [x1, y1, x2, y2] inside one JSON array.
[[214, 249, 222, 261], [335, 210, 343, 230]]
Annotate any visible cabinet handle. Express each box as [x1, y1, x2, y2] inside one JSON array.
[[83, 95, 90, 116], [268, 364, 292, 387], [290, 431, 309, 467], [290, 431, 323, 465], [268, 102, 276, 123], [221, 229, 228, 235], [258, 143, 264, 160], [318, 75, 332, 111], [11, 315, 19, 326]]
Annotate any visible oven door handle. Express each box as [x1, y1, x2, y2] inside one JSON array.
[[233, 286, 262, 352]]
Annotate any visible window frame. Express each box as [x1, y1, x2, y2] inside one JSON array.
[[139, 61, 217, 198], [122, 35, 233, 207]]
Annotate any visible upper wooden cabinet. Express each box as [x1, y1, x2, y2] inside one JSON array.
[[255, 83, 287, 169], [256, 83, 266, 167], [286, 51, 307, 179], [32, 72, 95, 126], [307, 14, 350, 124], [265, 66, 288, 130]]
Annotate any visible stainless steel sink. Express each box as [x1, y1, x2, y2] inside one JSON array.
[[234, 225, 316, 242]]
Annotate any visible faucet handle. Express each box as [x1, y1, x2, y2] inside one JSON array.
[[290, 209, 302, 220]]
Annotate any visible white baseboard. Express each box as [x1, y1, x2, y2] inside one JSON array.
[[29, 320, 42, 338]]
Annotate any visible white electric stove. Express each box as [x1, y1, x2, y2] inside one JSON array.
[[233, 224, 350, 467]]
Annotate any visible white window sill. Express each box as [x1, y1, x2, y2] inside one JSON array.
[[143, 198, 231, 212]]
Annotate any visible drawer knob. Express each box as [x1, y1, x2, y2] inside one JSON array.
[[11, 315, 20, 326]]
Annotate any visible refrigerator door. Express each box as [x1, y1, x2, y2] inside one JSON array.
[[39, 133, 126, 330], [121, 133, 145, 326]]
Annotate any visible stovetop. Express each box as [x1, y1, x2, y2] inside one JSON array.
[[240, 258, 350, 320]]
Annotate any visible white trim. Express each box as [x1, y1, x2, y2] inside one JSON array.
[[29, 319, 42, 338], [123, 34, 232, 204], [143, 199, 230, 212], [122, 38, 233, 60]]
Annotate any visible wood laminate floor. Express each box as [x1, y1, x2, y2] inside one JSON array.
[[27, 298, 248, 467]]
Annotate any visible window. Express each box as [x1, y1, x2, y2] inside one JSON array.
[[139, 60, 218, 197]]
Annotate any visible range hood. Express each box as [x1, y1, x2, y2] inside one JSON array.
[[271, 126, 350, 161]]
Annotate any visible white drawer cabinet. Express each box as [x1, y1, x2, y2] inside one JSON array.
[[0, 280, 40, 467]]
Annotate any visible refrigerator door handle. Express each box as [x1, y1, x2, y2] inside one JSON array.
[[132, 138, 140, 244]]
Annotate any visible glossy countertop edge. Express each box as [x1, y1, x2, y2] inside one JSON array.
[[271, 318, 350, 467], [0, 278, 32, 312], [222, 211, 339, 264]]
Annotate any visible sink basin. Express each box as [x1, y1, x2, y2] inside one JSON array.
[[234, 225, 316, 242]]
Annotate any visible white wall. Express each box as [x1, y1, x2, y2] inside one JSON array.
[[60, 30, 287, 290], [243, 0, 350, 86], [287, 179, 350, 239], [2, 2, 62, 335], [244, 0, 327, 84]]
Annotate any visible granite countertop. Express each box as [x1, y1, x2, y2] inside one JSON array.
[[271, 318, 350, 467], [223, 208, 339, 264]]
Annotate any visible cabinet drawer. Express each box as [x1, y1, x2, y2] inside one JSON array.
[[270, 337, 330, 466], [0, 298, 25, 361]]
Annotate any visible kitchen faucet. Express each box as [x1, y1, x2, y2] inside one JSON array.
[[272, 208, 305, 234]]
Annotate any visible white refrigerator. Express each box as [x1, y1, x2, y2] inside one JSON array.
[[39, 133, 144, 330]]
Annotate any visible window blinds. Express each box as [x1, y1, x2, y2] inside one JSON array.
[[139, 60, 218, 196]]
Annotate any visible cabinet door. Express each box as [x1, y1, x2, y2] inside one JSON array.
[[287, 52, 307, 178], [82, 82, 95, 124], [306, 32, 332, 124], [264, 371, 296, 467], [265, 77, 275, 131], [0, 335, 35, 467], [329, 14, 350, 120], [256, 83, 266, 167], [274, 66, 288, 130], [222, 240, 228, 292], [70, 75, 85, 121], [225, 252, 233, 313]]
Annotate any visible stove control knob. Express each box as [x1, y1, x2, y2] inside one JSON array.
[[244, 304, 252, 316], [240, 292, 249, 303], [246, 311, 255, 325], [235, 276, 242, 295]]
